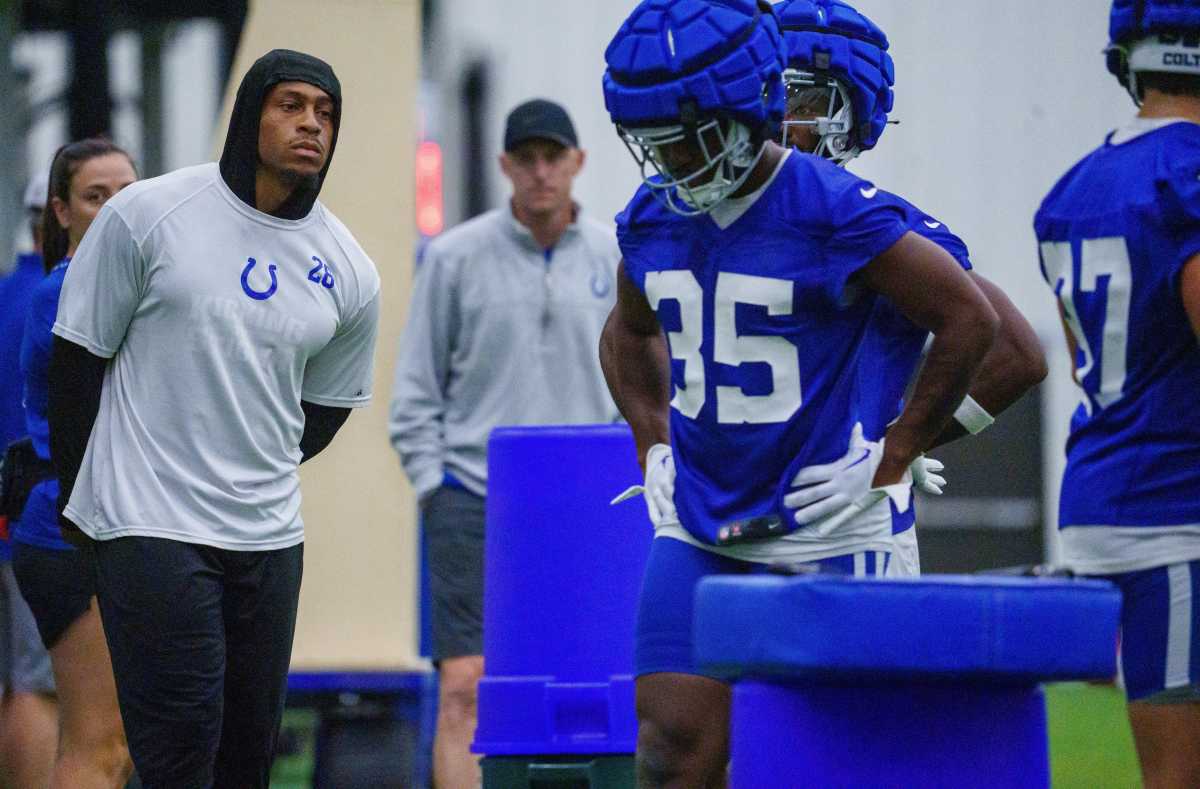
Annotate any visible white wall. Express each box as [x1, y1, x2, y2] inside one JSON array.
[[426, 0, 643, 227], [161, 21, 223, 172], [848, 1, 1128, 334]]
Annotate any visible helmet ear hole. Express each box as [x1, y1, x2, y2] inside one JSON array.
[[1105, 43, 1144, 105], [1106, 44, 1130, 87]]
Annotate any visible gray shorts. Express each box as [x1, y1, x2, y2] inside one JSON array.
[[0, 560, 55, 695], [423, 486, 485, 663]]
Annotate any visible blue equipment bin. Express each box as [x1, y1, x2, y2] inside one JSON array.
[[473, 425, 652, 757], [695, 574, 1121, 788]]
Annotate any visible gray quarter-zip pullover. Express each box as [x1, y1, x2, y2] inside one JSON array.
[[389, 203, 620, 498]]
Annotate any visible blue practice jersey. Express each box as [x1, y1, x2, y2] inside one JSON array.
[[0, 253, 43, 449], [616, 151, 909, 545], [857, 193, 973, 537], [16, 260, 70, 551], [858, 193, 973, 443], [1035, 119, 1200, 574], [0, 252, 43, 560]]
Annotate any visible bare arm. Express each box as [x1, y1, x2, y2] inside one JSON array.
[[927, 272, 1047, 448], [599, 261, 671, 469], [860, 232, 999, 485], [1183, 253, 1200, 339]]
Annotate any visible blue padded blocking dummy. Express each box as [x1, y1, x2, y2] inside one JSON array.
[[694, 574, 1121, 788], [473, 425, 652, 756]]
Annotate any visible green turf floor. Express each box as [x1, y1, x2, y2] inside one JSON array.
[[270, 708, 319, 789], [1046, 682, 1141, 788]]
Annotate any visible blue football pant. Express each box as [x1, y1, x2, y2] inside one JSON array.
[[1100, 559, 1200, 702]]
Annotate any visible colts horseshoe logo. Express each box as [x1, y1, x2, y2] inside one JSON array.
[[589, 270, 612, 299], [241, 257, 278, 301]]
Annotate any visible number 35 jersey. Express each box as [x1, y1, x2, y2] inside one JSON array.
[[616, 150, 909, 548], [1035, 119, 1200, 574]]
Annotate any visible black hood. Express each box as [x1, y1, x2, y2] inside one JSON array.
[[219, 49, 342, 220]]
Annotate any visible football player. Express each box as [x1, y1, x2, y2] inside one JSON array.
[[1036, 1, 1200, 785], [599, 0, 999, 784], [774, 0, 1046, 576]]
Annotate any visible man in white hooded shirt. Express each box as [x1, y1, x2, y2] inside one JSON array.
[[48, 49, 379, 788]]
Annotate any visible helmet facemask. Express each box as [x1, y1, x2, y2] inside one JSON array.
[[781, 67, 859, 164], [617, 114, 765, 217]]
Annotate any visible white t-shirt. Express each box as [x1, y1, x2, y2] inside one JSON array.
[[53, 162, 380, 550]]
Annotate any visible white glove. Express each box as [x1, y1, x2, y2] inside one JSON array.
[[783, 423, 885, 526], [910, 455, 946, 495], [609, 443, 678, 528]]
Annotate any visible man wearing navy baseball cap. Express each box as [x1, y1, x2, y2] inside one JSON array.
[[503, 97, 579, 151], [390, 97, 619, 788]]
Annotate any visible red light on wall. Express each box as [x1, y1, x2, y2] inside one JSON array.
[[415, 140, 444, 237]]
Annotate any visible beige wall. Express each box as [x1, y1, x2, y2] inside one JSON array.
[[219, 0, 422, 669]]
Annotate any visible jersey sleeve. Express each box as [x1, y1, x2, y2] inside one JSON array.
[[920, 221, 973, 271], [873, 189, 973, 271], [20, 277, 60, 459], [301, 286, 381, 407], [821, 177, 909, 302], [614, 186, 666, 289], [51, 205, 144, 358], [21, 276, 58, 380], [614, 205, 634, 257], [903, 206, 972, 271], [1158, 158, 1200, 283]]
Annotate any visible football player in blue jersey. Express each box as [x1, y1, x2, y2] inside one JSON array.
[[1036, 2, 1200, 785], [599, 1, 1000, 784], [773, 0, 1046, 576]]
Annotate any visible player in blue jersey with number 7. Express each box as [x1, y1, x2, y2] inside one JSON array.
[[599, 1, 999, 784], [1036, 2, 1200, 786], [774, 0, 1046, 577]]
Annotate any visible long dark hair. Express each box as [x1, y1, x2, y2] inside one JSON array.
[[40, 138, 135, 274]]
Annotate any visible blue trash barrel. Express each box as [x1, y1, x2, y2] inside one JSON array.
[[473, 425, 651, 756], [694, 575, 1121, 788]]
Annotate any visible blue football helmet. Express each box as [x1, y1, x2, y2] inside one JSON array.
[[773, 0, 893, 164], [1107, 0, 1200, 105], [602, 0, 786, 216]]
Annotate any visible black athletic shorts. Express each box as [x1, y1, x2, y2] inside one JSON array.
[[11, 540, 95, 650], [423, 485, 486, 663]]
